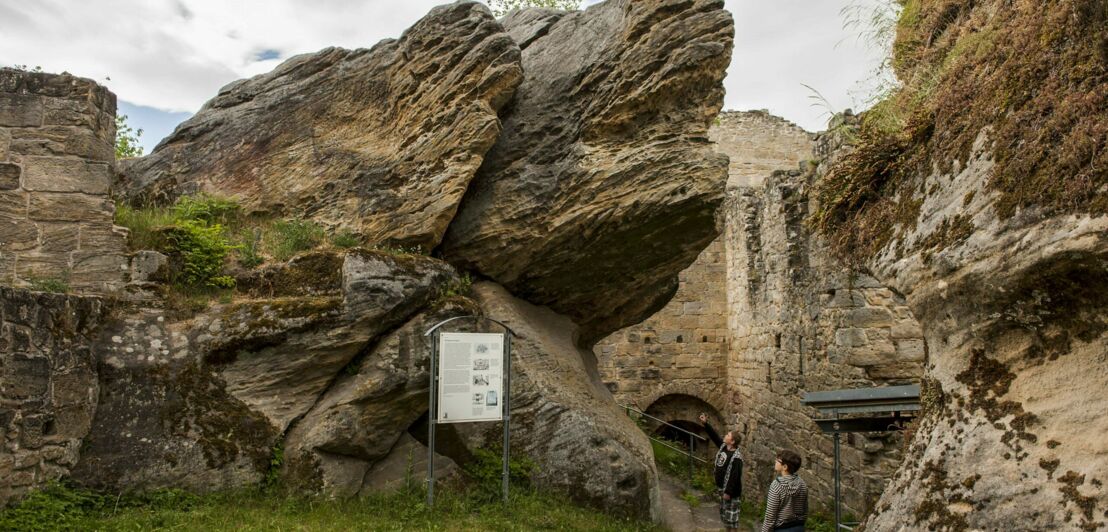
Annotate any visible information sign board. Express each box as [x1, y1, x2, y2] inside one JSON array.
[[436, 332, 504, 423]]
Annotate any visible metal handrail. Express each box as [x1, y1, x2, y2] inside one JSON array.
[[650, 435, 709, 464], [620, 403, 713, 486], [618, 404, 708, 442]]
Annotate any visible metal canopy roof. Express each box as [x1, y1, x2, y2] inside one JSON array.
[[802, 384, 920, 416]]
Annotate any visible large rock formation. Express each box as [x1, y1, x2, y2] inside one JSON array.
[[463, 282, 659, 519], [441, 0, 734, 344], [117, 2, 523, 250], [857, 135, 1108, 531], [3, 1, 741, 522], [819, 1, 1108, 528], [71, 250, 459, 492]]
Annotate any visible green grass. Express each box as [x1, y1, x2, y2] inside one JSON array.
[[0, 483, 660, 532]]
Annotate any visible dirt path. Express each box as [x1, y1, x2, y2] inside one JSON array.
[[657, 473, 723, 532]]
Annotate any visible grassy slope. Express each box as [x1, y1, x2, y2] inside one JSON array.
[[0, 485, 662, 532]]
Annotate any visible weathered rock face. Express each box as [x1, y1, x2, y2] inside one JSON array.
[[281, 297, 478, 496], [118, 2, 523, 250], [211, 250, 457, 433], [71, 250, 459, 492], [441, 0, 734, 344], [454, 282, 660, 519], [857, 133, 1108, 531], [0, 288, 108, 505]]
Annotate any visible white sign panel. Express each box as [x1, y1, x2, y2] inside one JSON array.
[[437, 332, 504, 424]]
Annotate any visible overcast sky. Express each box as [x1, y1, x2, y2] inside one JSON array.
[[0, 0, 892, 153]]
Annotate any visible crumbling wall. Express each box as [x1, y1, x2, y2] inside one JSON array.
[[0, 68, 128, 295], [0, 69, 126, 506], [724, 155, 926, 516], [0, 288, 107, 506]]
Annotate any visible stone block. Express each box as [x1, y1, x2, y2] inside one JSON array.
[[0, 190, 26, 217], [835, 328, 867, 347], [70, 250, 127, 287], [894, 339, 927, 361], [0, 251, 15, 283], [21, 156, 110, 194], [0, 162, 17, 190], [29, 192, 112, 221], [7, 470, 35, 488], [39, 223, 79, 253], [15, 252, 70, 280], [19, 414, 45, 449], [0, 93, 42, 127], [890, 319, 923, 339], [9, 126, 114, 162], [42, 96, 97, 128], [129, 250, 169, 283], [78, 223, 127, 253], [3, 353, 50, 399], [0, 217, 38, 252], [844, 307, 895, 328], [0, 128, 10, 160]]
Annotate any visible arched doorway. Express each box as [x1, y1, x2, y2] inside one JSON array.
[[644, 393, 725, 458]]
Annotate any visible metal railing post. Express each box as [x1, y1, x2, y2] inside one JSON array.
[[502, 334, 512, 503], [687, 432, 694, 485], [427, 329, 438, 508], [834, 430, 842, 531]]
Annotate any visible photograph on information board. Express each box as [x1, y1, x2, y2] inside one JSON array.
[[437, 332, 504, 423]]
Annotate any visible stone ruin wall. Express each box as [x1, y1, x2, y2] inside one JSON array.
[[597, 111, 929, 517], [0, 69, 131, 505], [725, 163, 925, 518], [0, 69, 129, 295]]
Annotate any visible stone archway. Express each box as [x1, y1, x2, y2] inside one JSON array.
[[644, 393, 726, 457]]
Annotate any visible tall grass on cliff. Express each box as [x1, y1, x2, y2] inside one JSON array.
[[811, 0, 1108, 263]]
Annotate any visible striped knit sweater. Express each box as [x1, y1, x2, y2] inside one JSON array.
[[760, 474, 808, 531]]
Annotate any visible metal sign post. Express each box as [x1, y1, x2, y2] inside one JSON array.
[[423, 316, 516, 508]]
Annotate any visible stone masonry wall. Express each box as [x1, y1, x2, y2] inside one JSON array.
[[0, 70, 127, 505], [710, 110, 816, 188], [724, 164, 925, 518], [0, 68, 128, 295], [595, 111, 814, 420], [0, 287, 108, 506]]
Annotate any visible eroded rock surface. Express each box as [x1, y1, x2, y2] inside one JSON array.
[[441, 0, 734, 344], [856, 133, 1108, 531], [212, 250, 456, 432], [454, 282, 660, 519], [118, 1, 522, 250], [71, 250, 459, 492], [282, 298, 478, 495]]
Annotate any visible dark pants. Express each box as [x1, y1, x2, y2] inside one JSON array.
[[775, 525, 804, 532]]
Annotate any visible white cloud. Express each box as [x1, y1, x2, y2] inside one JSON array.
[[0, 0, 892, 132]]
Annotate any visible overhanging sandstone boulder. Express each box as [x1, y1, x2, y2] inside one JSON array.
[[118, 1, 523, 251], [441, 0, 734, 344]]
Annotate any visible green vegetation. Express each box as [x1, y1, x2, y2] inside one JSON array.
[[265, 219, 326, 262], [330, 230, 363, 249], [0, 481, 659, 532], [650, 439, 715, 493], [436, 272, 474, 303], [487, 0, 580, 17], [115, 194, 377, 305], [812, 0, 1108, 262], [114, 114, 144, 159], [27, 275, 70, 294]]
